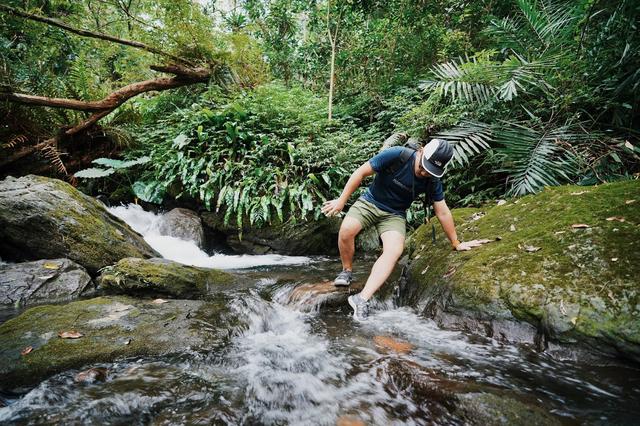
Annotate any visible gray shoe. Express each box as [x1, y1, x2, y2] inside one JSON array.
[[333, 270, 353, 287], [348, 294, 369, 321]]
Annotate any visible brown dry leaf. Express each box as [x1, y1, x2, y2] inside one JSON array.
[[152, 298, 169, 304], [523, 245, 541, 253], [443, 266, 456, 279], [606, 216, 625, 222], [43, 262, 59, 270], [58, 330, 84, 339], [74, 367, 108, 384], [626, 199, 636, 205], [571, 224, 590, 229], [373, 335, 414, 355], [21, 346, 33, 356]]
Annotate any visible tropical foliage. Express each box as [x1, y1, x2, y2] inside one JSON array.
[[1, 0, 638, 229]]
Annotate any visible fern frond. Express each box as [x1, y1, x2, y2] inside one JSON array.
[[38, 144, 68, 176], [2, 134, 28, 149]]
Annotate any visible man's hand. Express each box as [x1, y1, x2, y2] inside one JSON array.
[[455, 239, 492, 251], [321, 199, 345, 217]]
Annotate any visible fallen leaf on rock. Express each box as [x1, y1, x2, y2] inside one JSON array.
[[21, 346, 33, 356], [336, 416, 366, 426], [497, 199, 507, 206], [554, 231, 565, 235], [443, 266, 456, 279], [58, 330, 84, 339], [74, 367, 108, 384], [414, 254, 421, 260], [509, 224, 516, 232], [43, 262, 59, 270], [373, 335, 414, 355], [571, 224, 590, 229], [523, 245, 541, 252], [421, 266, 429, 275], [570, 317, 578, 325], [606, 216, 625, 222], [570, 191, 589, 195], [626, 199, 636, 204], [152, 299, 169, 304], [611, 258, 618, 262]]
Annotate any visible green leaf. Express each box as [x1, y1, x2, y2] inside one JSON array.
[[132, 180, 165, 204], [74, 168, 115, 179]]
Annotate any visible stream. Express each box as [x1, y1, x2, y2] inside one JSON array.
[[1, 205, 638, 425]]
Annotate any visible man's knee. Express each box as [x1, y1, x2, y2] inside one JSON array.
[[339, 217, 362, 241], [380, 232, 405, 260]]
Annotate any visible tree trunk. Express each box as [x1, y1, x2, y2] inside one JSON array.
[[328, 42, 336, 121]]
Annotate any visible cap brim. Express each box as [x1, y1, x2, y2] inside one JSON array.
[[421, 157, 445, 178]]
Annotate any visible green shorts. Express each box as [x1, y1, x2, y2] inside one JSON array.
[[345, 199, 406, 238]]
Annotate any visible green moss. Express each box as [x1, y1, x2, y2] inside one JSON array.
[[0, 295, 237, 389], [407, 180, 640, 360], [97, 257, 235, 299]]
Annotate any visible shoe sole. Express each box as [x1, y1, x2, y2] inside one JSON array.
[[348, 295, 365, 321], [333, 280, 351, 287]]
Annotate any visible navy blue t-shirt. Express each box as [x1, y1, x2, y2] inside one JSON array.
[[361, 146, 444, 217]]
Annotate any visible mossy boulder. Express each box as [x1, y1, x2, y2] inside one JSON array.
[[97, 257, 236, 299], [0, 295, 238, 390], [404, 180, 640, 362], [0, 259, 93, 307], [0, 175, 158, 274]]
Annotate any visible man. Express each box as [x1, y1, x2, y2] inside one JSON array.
[[321, 138, 486, 321]]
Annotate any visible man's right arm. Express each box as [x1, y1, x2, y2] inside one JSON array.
[[321, 162, 375, 216]]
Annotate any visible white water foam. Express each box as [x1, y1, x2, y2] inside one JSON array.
[[108, 204, 312, 270]]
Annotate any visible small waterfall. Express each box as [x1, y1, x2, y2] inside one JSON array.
[[108, 204, 313, 269]]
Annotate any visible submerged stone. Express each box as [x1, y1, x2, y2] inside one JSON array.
[[97, 257, 236, 299], [0, 175, 158, 274], [404, 180, 640, 362], [0, 295, 238, 390]]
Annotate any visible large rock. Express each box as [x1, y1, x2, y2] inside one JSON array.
[[403, 180, 640, 362], [157, 208, 205, 248], [0, 175, 158, 274], [97, 257, 236, 298], [0, 295, 239, 390], [0, 259, 92, 307], [201, 212, 342, 255]]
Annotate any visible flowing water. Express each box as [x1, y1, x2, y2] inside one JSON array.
[[1, 205, 639, 425]]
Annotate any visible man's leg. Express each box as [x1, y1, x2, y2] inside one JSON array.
[[338, 216, 362, 272], [359, 230, 405, 301]]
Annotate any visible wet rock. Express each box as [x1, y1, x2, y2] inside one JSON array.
[[0, 175, 158, 274], [201, 212, 342, 255], [0, 295, 238, 390], [157, 208, 205, 248], [97, 257, 236, 299], [0, 259, 93, 307], [373, 335, 414, 355], [456, 393, 561, 426], [404, 180, 640, 362], [283, 280, 363, 311]]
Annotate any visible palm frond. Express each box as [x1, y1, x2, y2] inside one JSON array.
[[433, 121, 493, 166], [494, 122, 580, 196]]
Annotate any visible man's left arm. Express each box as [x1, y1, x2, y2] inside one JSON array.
[[433, 200, 488, 251]]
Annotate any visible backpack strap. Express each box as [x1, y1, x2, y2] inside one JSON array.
[[384, 146, 416, 175]]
